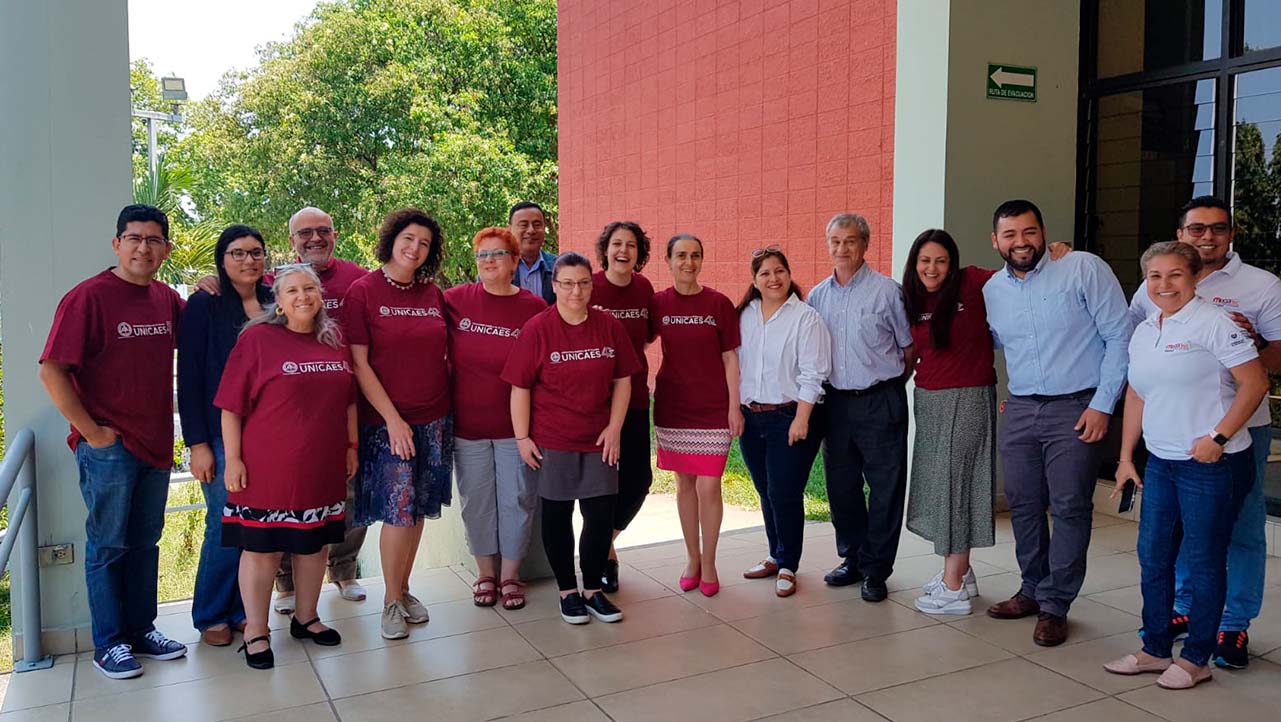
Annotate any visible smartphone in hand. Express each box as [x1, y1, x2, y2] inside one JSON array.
[[1117, 480, 1136, 514]]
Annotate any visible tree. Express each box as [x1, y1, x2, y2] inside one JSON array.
[[171, 0, 558, 284]]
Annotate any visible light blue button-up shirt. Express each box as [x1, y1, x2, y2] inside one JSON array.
[[807, 263, 914, 390], [982, 251, 1133, 413], [517, 255, 546, 299]]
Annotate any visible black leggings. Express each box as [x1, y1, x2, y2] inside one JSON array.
[[542, 494, 617, 592], [613, 409, 654, 531]]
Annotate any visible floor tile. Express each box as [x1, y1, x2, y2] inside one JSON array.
[[330, 660, 582, 722], [594, 658, 841, 722], [946, 597, 1139, 656], [314, 626, 541, 699], [1084, 584, 1143, 616], [495, 700, 612, 722], [788, 625, 1012, 694], [513, 594, 716, 658], [550, 623, 775, 696], [0, 660, 73, 712], [1086, 523, 1139, 553], [1024, 631, 1155, 694], [675, 569, 870, 622], [1118, 657, 1281, 721], [492, 578, 565, 623], [641, 547, 791, 592], [753, 698, 887, 722], [967, 542, 1023, 573], [1075, 553, 1142, 596], [731, 597, 938, 655], [855, 658, 1103, 722], [221, 702, 338, 722], [0, 703, 70, 722], [308, 597, 506, 660], [73, 637, 309, 701], [69, 661, 324, 722], [1024, 698, 1167, 722]]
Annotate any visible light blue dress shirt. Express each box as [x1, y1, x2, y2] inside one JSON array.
[[517, 255, 546, 299], [807, 263, 914, 390], [982, 251, 1133, 413]]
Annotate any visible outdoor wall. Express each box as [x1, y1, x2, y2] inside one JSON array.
[[557, 0, 899, 292]]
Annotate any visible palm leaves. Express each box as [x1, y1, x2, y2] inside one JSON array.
[[134, 158, 222, 285]]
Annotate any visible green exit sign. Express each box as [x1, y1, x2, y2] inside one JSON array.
[[987, 63, 1037, 102]]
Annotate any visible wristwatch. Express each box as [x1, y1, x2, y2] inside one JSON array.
[[1257, 337, 1271, 351], [1212, 431, 1230, 446]]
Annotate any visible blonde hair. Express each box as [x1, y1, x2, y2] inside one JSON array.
[[1140, 240, 1203, 276], [243, 264, 345, 349]]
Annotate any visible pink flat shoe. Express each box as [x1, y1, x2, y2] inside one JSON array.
[[699, 580, 719, 597], [1156, 663, 1212, 690], [1103, 653, 1172, 675], [678, 575, 699, 592]]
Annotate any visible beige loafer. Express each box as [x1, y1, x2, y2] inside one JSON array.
[[744, 559, 779, 579], [1103, 653, 1172, 675], [775, 570, 797, 597], [1156, 663, 1212, 690]]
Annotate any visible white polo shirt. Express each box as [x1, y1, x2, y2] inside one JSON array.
[[1129, 297, 1259, 460], [1130, 252, 1281, 428]]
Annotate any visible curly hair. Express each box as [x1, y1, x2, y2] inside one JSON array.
[[376, 208, 444, 281], [593, 220, 651, 273]]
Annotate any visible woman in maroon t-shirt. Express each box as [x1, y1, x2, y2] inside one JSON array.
[[216, 264, 357, 668], [501, 253, 640, 626], [650, 233, 743, 597], [590, 220, 656, 593], [900, 229, 999, 617], [344, 208, 452, 640], [445, 227, 546, 610]]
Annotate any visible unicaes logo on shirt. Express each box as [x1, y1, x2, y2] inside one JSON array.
[[662, 314, 716, 326], [116, 321, 171, 339], [282, 360, 351, 374], [379, 305, 441, 318], [549, 346, 615, 363], [595, 305, 648, 320], [456, 317, 519, 337]]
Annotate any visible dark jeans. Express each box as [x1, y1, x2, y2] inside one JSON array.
[[276, 474, 366, 592], [739, 405, 822, 572], [542, 494, 616, 592], [74, 438, 170, 651], [1139, 450, 1253, 666], [998, 393, 1101, 617], [820, 381, 909, 581], [613, 409, 653, 532], [191, 439, 246, 631]]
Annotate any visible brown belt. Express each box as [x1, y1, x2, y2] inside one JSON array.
[[743, 401, 797, 413]]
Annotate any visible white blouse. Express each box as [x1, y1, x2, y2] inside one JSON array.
[[738, 295, 832, 406]]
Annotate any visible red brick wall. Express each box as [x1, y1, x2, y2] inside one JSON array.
[[557, 0, 898, 296]]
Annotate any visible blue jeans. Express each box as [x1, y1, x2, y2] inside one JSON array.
[[74, 438, 171, 651], [1173, 425, 1270, 632], [739, 405, 822, 572], [1138, 450, 1253, 666], [191, 439, 245, 631]]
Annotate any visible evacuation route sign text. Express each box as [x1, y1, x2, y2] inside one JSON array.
[[987, 64, 1036, 102]]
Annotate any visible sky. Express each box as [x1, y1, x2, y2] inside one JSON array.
[[128, 0, 321, 100]]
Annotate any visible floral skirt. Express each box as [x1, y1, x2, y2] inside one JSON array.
[[655, 426, 731, 477], [354, 415, 454, 527]]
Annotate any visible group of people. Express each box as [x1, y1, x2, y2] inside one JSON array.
[[39, 195, 1276, 692]]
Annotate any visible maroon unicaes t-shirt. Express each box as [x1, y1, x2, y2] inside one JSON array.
[[214, 323, 355, 511], [342, 273, 451, 426], [444, 283, 547, 440], [591, 271, 655, 410], [40, 269, 185, 469], [910, 266, 999, 391], [649, 286, 741, 429], [500, 306, 640, 453]]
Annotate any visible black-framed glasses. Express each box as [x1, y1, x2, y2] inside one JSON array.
[[475, 249, 513, 261], [292, 226, 335, 241], [225, 248, 266, 261], [1181, 222, 1231, 237], [119, 233, 168, 248], [751, 244, 783, 258]]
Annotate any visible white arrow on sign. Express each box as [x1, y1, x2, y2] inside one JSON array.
[[990, 67, 1034, 88]]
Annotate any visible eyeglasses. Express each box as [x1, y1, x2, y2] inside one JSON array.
[[554, 279, 593, 291], [119, 234, 168, 248], [292, 226, 335, 241], [475, 249, 513, 261], [225, 248, 266, 261], [751, 244, 783, 258], [273, 262, 313, 275], [1181, 222, 1231, 237]]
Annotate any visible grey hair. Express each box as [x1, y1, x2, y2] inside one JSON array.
[[825, 213, 870, 241], [1140, 241, 1203, 277], [243, 264, 345, 349]]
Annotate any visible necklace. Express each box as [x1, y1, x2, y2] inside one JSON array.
[[381, 267, 416, 291]]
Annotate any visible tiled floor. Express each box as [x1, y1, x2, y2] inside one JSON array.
[[4, 512, 1281, 722]]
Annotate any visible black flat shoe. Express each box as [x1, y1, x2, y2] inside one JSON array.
[[861, 577, 888, 602], [238, 634, 274, 670], [601, 559, 620, 594], [290, 616, 342, 646], [824, 562, 863, 587]]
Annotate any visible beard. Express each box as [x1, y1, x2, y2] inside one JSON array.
[[1000, 243, 1045, 274]]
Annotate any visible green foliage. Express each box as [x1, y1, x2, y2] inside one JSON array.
[[130, 59, 182, 181], [171, 0, 559, 284], [1232, 122, 1281, 276], [134, 159, 222, 285]]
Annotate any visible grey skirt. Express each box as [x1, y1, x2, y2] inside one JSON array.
[[906, 385, 997, 555], [523, 448, 619, 502]]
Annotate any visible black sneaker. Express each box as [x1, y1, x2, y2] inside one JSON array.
[[1139, 613, 1189, 642], [584, 592, 623, 623], [1214, 630, 1249, 669], [559, 592, 591, 625], [601, 559, 620, 594], [861, 577, 888, 602]]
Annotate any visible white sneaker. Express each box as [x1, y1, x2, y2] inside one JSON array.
[[336, 580, 368, 602], [914, 581, 973, 616], [381, 601, 409, 639], [273, 593, 295, 615], [922, 567, 978, 598], [400, 591, 430, 624]]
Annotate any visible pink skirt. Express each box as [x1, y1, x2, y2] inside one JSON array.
[[655, 427, 731, 476]]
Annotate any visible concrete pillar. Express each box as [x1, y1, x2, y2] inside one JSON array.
[[0, 0, 134, 654]]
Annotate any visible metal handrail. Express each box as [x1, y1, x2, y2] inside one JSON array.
[[0, 428, 55, 671]]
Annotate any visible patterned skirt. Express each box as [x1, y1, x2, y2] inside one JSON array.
[[906, 385, 997, 555], [655, 426, 732, 476], [222, 501, 345, 555], [354, 415, 454, 527]]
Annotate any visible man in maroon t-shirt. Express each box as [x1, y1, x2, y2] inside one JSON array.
[[39, 204, 189, 679]]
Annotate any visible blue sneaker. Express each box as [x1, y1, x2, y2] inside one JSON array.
[[93, 644, 143, 679], [130, 629, 188, 660]]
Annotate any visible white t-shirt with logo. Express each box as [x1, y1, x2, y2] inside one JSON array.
[[1129, 297, 1259, 459], [1130, 252, 1281, 427]]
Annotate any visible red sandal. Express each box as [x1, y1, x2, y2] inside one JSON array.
[[500, 579, 527, 610], [473, 576, 498, 607]]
